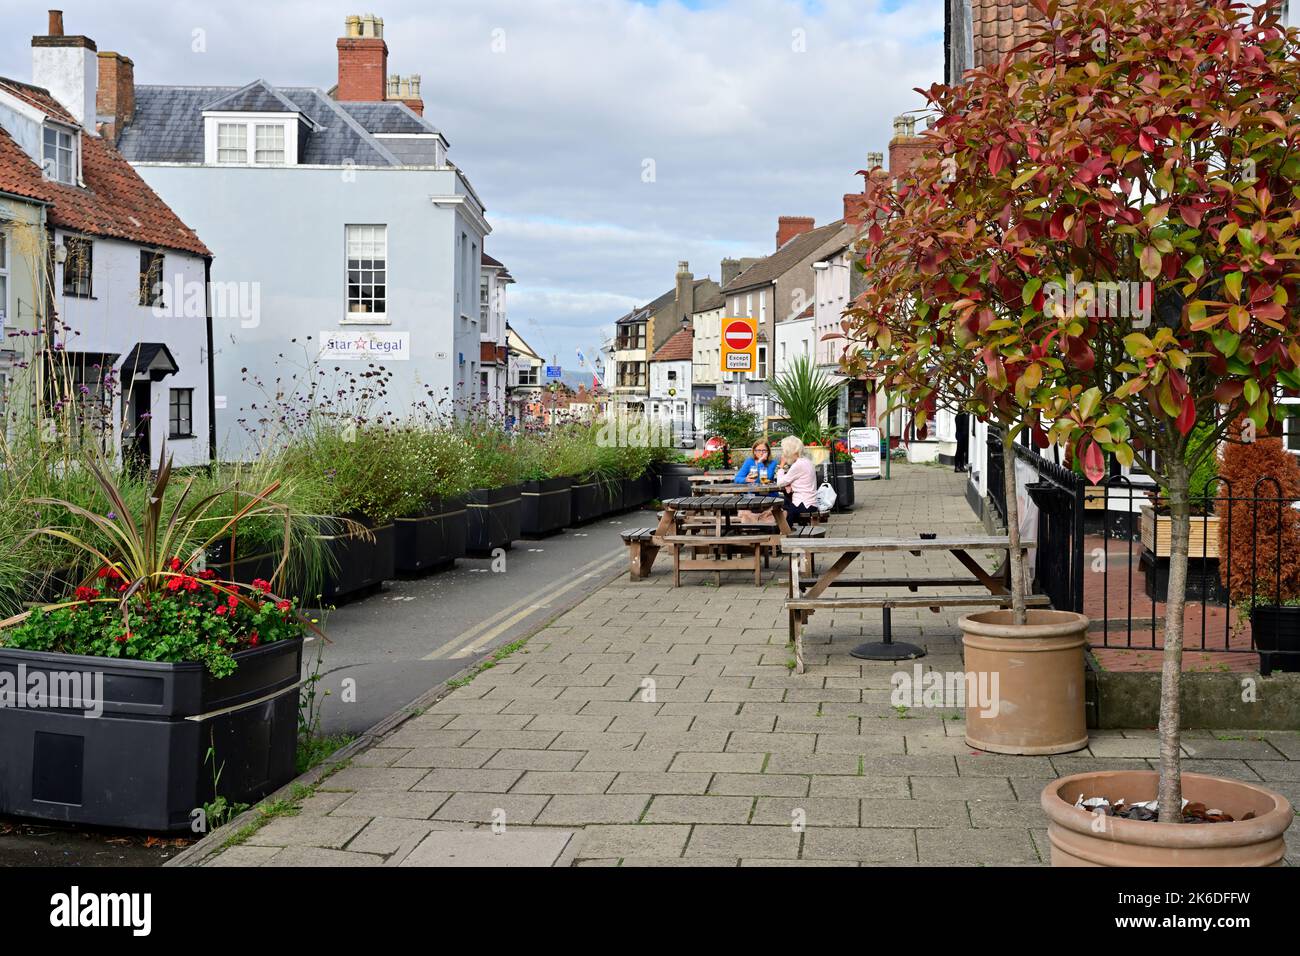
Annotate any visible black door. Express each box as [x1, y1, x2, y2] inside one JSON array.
[[125, 381, 151, 477]]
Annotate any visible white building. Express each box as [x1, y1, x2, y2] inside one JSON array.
[[478, 251, 513, 416], [505, 323, 542, 426], [112, 14, 492, 455], [0, 15, 212, 468]]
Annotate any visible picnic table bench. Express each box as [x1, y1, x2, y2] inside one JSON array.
[[780, 534, 1050, 673]]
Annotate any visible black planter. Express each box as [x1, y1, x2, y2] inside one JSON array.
[[521, 477, 572, 537], [830, 461, 855, 512], [569, 477, 606, 524], [467, 484, 522, 553], [0, 637, 302, 831], [600, 479, 623, 515], [395, 496, 468, 573], [1250, 605, 1300, 676], [657, 463, 703, 500], [1139, 549, 1228, 605], [622, 473, 655, 511]]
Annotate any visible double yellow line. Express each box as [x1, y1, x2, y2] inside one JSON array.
[[423, 547, 626, 661]]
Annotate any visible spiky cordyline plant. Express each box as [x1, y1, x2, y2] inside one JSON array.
[[768, 354, 842, 445]]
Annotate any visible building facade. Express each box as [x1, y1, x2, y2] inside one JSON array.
[[112, 14, 491, 455]]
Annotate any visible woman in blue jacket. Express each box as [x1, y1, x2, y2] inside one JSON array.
[[734, 440, 777, 487]]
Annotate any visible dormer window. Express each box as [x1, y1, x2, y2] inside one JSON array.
[[42, 125, 76, 184], [217, 123, 247, 163], [204, 114, 297, 167], [254, 125, 286, 165]]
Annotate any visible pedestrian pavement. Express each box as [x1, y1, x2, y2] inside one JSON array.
[[190, 463, 1300, 867]]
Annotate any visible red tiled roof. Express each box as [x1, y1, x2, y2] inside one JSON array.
[[651, 326, 693, 362], [970, 1, 1052, 71], [0, 124, 50, 203], [0, 77, 210, 257]]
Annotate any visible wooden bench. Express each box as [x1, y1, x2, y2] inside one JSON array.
[[666, 534, 768, 587], [621, 527, 659, 580], [784, 591, 1051, 673]]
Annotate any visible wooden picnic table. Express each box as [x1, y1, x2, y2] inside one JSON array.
[[780, 534, 1048, 673], [645, 495, 794, 587], [692, 481, 783, 495]]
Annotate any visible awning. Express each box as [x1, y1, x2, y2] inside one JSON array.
[[118, 342, 179, 381]]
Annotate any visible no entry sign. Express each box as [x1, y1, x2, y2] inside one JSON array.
[[721, 316, 758, 372]]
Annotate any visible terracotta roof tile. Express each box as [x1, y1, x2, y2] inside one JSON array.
[[970, 1, 1054, 72], [0, 77, 210, 257], [0, 124, 52, 203], [650, 326, 693, 363]]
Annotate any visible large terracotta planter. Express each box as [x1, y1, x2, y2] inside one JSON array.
[[1041, 770, 1293, 867], [959, 608, 1089, 755]]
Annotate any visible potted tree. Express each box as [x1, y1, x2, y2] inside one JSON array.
[[902, 0, 1297, 861], [1217, 415, 1300, 675], [0, 450, 311, 831]]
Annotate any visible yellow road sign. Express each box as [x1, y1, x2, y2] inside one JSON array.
[[721, 316, 757, 372]]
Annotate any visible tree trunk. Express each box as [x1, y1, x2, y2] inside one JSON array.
[[1002, 428, 1028, 625], [1157, 461, 1190, 823]]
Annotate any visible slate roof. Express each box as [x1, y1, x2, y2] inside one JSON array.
[[692, 284, 725, 314], [0, 77, 209, 256], [116, 83, 446, 168], [650, 326, 693, 363], [722, 220, 848, 294]]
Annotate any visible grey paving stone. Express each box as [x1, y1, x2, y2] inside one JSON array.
[[725, 731, 815, 754], [802, 827, 917, 862], [861, 755, 959, 776], [969, 801, 1050, 829], [463, 730, 563, 751], [815, 734, 907, 756], [752, 797, 859, 827], [323, 767, 430, 792], [203, 845, 282, 866], [246, 814, 369, 849], [1182, 738, 1287, 761], [709, 773, 811, 797], [535, 794, 651, 825], [432, 792, 549, 824], [382, 727, 476, 749], [511, 771, 617, 794], [400, 829, 574, 867], [909, 775, 1016, 801], [347, 817, 448, 857], [809, 775, 910, 799], [643, 795, 754, 824], [574, 750, 676, 772], [349, 748, 411, 768], [549, 731, 644, 751], [412, 768, 523, 793], [685, 824, 801, 859], [522, 713, 615, 733], [294, 791, 352, 815], [443, 713, 534, 731], [670, 752, 766, 773], [1244, 760, 1300, 782], [392, 748, 497, 769], [262, 846, 384, 867], [331, 790, 452, 820], [638, 731, 732, 751], [739, 858, 858, 867], [955, 754, 1057, 777], [607, 714, 696, 733], [765, 753, 861, 775], [916, 828, 1040, 864], [858, 798, 969, 828], [608, 772, 713, 795], [482, 749, 586, 772], [571, 824, 692, 859]]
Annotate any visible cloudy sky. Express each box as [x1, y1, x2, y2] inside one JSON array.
[[1, 0, 942, 375]]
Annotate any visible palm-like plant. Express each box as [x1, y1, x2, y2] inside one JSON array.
[[768, 354, 840, 444]]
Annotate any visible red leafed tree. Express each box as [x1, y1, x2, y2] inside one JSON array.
[[1217, 416, 1300, 605]]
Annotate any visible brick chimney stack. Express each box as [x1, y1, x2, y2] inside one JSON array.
[[96, 51, 134, 143], [387, 73, 423, 116], [675, 260, 695, 321], [776, 216, 814, 250], [48, 9, 63, 33], [337, 14, 388, 102], [888, 115, 926, 179]]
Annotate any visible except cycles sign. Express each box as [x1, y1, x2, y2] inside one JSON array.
[[721, 317, 757, 372]]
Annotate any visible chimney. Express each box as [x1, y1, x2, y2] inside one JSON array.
[[776, 216, 815, 250], [721, 257, 742, 287], [387, 73, 424, 115], [336, 14, 388, 102], [889, 115, 926, 179], [96, 51, 134, 143], [32, 9, 98, 131], [843, 193, 867, 221], [675, 260, 695, 321]]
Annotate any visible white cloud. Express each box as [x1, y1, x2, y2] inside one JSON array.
[[1, 0, 942, 361]]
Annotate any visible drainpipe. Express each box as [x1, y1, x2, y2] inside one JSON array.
[[204, 256, 216, 467]]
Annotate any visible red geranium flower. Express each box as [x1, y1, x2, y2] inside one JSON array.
[[214, 604, 229, 617], [169, 557, 182, 572], [276, 600, 291, 613], [227, 595, 240, 610], [251, 578, 272, 594], [75, 585, 99, 602]]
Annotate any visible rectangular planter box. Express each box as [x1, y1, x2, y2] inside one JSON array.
[[601, 479, 624, 515], [622, 473, 655, 511], [0, 637, 302, 831], [1139, 548, 1228, 605], [209, 519, 394, 605], [1140, 505, 1219, 559], [467, 484, 522, 554], [395, 497, 468, 573], [521, 478, 572, 537], [570, 478, 605, 524]]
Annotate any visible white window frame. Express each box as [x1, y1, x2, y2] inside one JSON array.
[[42, 123, 77, 184], [203, 112, 299, 167], [254, 123, 286, 165], [0, 229, 8, 335], [757, 345, 768, 379], [746, 293, 753, 317], [216, 122, 248, 164], [344, 224, 388, 324]]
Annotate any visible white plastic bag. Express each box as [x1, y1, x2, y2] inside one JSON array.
[[815, 481, 837, 513]]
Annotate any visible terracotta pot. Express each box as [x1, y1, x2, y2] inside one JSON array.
[[1041, 770, 1293, 867], [959, 608, 1089, 755]]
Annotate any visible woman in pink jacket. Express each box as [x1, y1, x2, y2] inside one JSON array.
[[774, 435, 817, 525]]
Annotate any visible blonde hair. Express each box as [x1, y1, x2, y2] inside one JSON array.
[[780, 435, 804, 460]]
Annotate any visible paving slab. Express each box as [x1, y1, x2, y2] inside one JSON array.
[[400, 829, 574, 867]]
